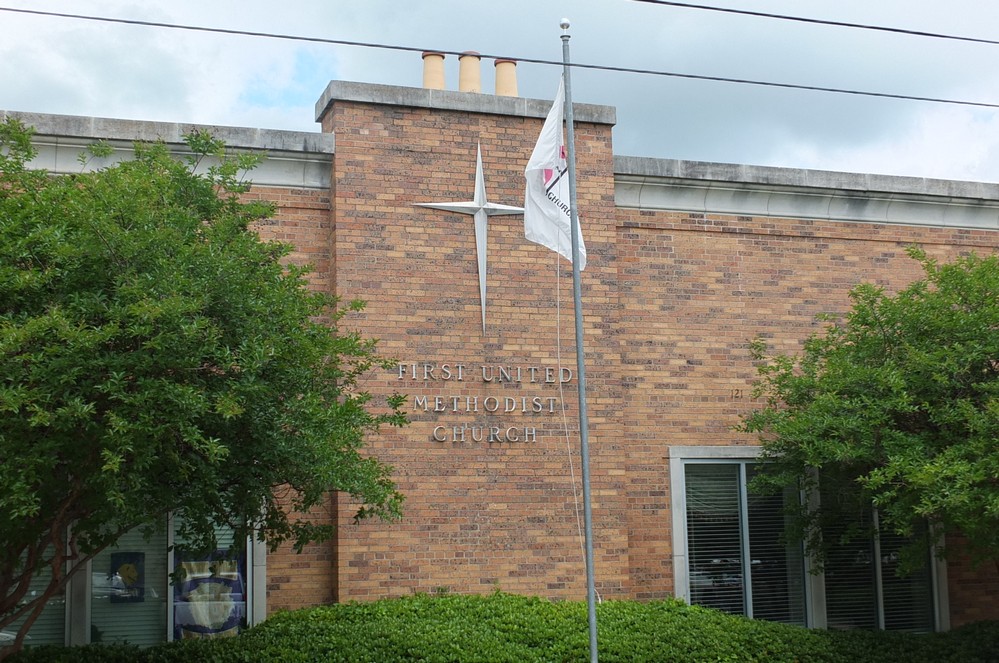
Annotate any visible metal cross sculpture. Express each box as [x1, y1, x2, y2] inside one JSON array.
[[414, 144, 524, 333]]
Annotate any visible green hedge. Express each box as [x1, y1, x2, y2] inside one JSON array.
[[8, 593, 999, 662]]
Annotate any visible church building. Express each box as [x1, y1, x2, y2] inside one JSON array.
[[6, 51, 999, 647]]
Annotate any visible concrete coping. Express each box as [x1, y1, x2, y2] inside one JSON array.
[[614, 156, 999, 229], [2, 110, 334, 189], [615, 155, 999, 201], [1, 110, 334, 154], [315, 80, 616, 126]]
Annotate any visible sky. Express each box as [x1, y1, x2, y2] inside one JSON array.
[[3, 0, 999, 182]]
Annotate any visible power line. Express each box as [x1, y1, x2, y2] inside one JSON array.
[[3, 6, 999, 110], [627, 0, 999, 47]]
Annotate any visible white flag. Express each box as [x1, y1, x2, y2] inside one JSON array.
[[524, 77, 586, 270]]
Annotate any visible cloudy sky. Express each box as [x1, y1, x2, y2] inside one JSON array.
[[3, 0, 999, 182]]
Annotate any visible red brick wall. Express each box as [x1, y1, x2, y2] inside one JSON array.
[[264, 493, 338, 613], [323, 99, 628, 601], [243, 184, 337, 612], [945, 536, 999, 626], [614, 209, 999, 614], [256, 94, 999, 626], [244, 186, 332, 292]]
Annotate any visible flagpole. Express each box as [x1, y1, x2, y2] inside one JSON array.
[[560, 18, 599, 663]]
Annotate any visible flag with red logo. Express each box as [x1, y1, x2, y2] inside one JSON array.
[[524, 77, 586, 270]]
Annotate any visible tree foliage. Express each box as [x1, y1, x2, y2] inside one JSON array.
[[742, 247, 999, 568], [0, 118, 405, 654]]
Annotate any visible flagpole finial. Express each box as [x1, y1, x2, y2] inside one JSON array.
[[560, 18, 570, 31]]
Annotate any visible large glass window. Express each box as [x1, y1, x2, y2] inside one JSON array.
[[1, 554, 66, 649], [9, 519, 256, 648], [89, 527, 169, 647], [677, 454, 939, 632], [822, 502, 934, 632], [684, 462, 807, 625]]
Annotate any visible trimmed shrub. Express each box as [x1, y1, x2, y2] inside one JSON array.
[[5, 644, 144, 663], [8, 593, 999, 662]]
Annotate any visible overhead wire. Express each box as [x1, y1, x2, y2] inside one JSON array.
[[2, 6, 999, 110], [627, 0, 999, 47]]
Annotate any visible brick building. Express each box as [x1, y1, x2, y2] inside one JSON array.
[[6, 59, 999, 646]]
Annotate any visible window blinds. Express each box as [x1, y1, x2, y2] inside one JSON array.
[[684, 463, 806, 625]]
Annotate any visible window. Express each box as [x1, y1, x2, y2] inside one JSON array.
[[821, 486, 936, 632], [683, 462, 807, 625], [671, 447, 948, 632], [172, 521, 248, 640], [90, 527, 169, 647], [1, 553, 66, 649], [10, 518, 264, 648]]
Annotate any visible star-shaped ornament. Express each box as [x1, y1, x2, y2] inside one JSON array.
[[414, 144, 524, 333]]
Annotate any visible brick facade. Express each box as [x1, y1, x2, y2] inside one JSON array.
[[614, 210, 999, 620], [225, 184, 339, 610], [319, 95, 626, 601], [301, 82, 999, 627], [15, 79, 999, 631], [945, 536, 999, 626]]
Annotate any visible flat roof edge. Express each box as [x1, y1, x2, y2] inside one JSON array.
[[1, 110, 334, 155], [615, 156, 999, 230], [614, 155, 999, 200], [315, 80, 616, 126]]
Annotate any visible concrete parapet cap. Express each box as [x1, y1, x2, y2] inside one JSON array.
[[615, 156, 999, 200], [315, 80, 616, 125], [1, 110, 334, 189], [1, 110, 334, 154], [615, 156, 999, 230]]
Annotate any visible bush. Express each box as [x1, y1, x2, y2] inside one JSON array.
[[5, 644, 144, 663], [8, 593, 999, 662]]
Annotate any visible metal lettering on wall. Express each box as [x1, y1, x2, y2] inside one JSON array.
[[396, 363, 573, 444]]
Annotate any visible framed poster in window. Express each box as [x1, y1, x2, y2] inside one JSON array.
[[108, 552, 145, 603], [173, 550, 246, 639]]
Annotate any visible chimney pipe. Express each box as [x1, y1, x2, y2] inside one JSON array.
[[458, 51, 481, 93], [422, 51, 446, 90], [494, 59, 518, 97]]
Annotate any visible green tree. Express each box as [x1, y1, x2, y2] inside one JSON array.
[[0, 119, 405, 656], [742, 247, 999, 571]]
